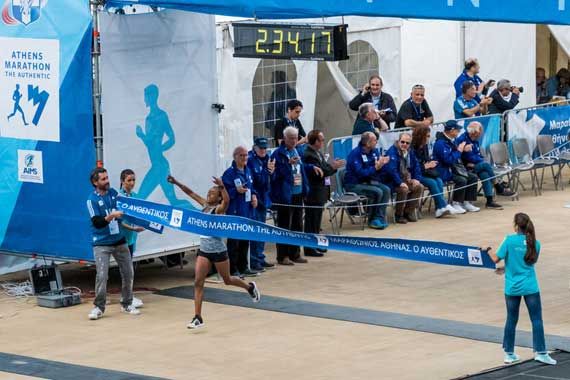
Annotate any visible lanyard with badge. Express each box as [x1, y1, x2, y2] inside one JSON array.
[[234, 176, 251, 202], [410, 99, 423, 120], [99, 192, 120, 235], [289, 151, 302, 186]]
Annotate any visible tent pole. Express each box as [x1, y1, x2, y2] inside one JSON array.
[[91, 0, 104, 165], [459, 21, 466, 68]]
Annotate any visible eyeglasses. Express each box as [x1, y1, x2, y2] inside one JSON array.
[[399, 141, 411, 145], [237, 154, 248, 157]]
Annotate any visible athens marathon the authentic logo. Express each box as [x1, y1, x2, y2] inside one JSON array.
[[2, 0, 47, 26]]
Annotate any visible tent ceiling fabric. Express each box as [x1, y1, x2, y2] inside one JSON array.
[[106, 0, 570, 25], [548, 25, 570, 56]]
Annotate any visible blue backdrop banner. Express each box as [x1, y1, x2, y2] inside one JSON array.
[[117, 196, 495, 270], [0, 0, 95, 261], [107, 0, 570, 25], [507, 105, 570, 159]]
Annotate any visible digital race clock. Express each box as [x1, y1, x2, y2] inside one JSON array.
[[232, 22, 348, 61]]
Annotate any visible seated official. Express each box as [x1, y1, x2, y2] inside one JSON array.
[[352, 103, 383, 137], [349, 74, 397, 130], [456, 122, 515, 209], [381, 132, 424, 224], [487, 80, 520, 115], [453, 80, 492, 119], [344, 132, 390, 229], [395, 84, 434, 129], [411, 126, 460, 218], [432, 120, 480, 214], [274, 99, 307, 146]]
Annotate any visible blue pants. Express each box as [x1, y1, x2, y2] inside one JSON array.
[[503, 292, 547, 354], [474, 162, 494, 197], [420, 177, 447, 210], [249, 205, 267, 268], [345, 182, 389, 220]]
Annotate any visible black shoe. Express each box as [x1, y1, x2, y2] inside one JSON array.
[[305, 251, 324, 257], [404, 212, 418, 222], [396, 216, 408, 224], [262, 262, 276, 269], [485, 201, 503, 209], [498, 189, 517, 197], [242, 268, 261, 277], [316, 248, 328, 253]]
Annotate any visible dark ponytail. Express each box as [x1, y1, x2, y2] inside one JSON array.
[[514, 213, 537, 265], [119, 169, 135, 190]]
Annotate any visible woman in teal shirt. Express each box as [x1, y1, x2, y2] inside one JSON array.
[[487, 213, 556, 366]]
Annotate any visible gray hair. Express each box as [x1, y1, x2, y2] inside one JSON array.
[[497, 79, 511, 90], [232, 145, 247, 157], [358, 102, 374, 118], [283, 126, 299, 138], [398, 132, 412, 140], [467, 121, 483, 134], [359, 131, 376, 146]]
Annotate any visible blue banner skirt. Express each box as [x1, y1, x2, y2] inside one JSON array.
[[117, 196, 495, 270]]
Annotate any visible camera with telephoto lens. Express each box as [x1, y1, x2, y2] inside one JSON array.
[[510, 86, 524, 93]]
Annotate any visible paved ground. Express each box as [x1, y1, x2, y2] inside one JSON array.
[[1, 174, 569, 379]]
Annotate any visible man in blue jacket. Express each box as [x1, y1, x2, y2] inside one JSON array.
[[247, 137, 276, 270], [222, 146, 259, 277], [270, 126, 310, 265], [352, 103, 384, 137], [456, 122, 515, 209], [382, 132, 424, 224], [344, 131, 391, 229], [432, 120, 479, 214]]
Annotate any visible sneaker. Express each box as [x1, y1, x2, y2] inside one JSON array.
[[88, 306, 103, 320], [435, 207, 451, 218], [485, 201, 503, 210], [242, 268, 260, 277], [132, 297, 144, 308], [504, 352, 520, 364], [462, 201, 480, 212], [451, 202, 467, 214], [445, 204, 463, 215], [534, 353, 557, 365], [368, 218, 385, 230], [248, 281, 261, 303], [120, 304, 141, 315], [187, 315, 205, 329]]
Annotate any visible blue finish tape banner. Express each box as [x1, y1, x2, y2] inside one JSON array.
[[122, 215, 165, 235], [107, 0, 570, 25], [508, 105, 570, 158], [0, 0, 95, 262], [117, 196, 495, 270]]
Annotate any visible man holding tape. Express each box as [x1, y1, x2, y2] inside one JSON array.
[[86, 167, 139, 320]]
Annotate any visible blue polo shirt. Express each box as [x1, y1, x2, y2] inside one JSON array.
[[453, 96, 480, 119], [86, 188, 124, 246], [496, 233, 541, 296]]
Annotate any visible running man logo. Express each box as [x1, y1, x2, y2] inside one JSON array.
[[467, 249, 483, 266], [17, 149, 43, 183], [169, 209, 183, 228], [2, 0, 47, 26]]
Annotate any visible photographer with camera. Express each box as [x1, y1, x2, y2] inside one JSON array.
[[349, 74, 397, 130], [488, 79, 521, 115]]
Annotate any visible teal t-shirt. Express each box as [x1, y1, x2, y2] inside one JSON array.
[[496, 233, 541, 296], [119, 189, 138, 247]]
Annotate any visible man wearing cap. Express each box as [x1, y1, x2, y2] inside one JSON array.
[[247, 137, 276, 270], [432, 120, 480, 214]]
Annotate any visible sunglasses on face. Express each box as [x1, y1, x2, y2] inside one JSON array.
[[399, 141, 411, 145]]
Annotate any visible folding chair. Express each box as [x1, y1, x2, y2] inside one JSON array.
[[511, 138, 543, 195], [536, 135, 564, 190], [328, 168, 369, 234], [489, 142, 524, 198]]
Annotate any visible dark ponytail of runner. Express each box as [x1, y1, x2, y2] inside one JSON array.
[[514, 213, 537, 265]]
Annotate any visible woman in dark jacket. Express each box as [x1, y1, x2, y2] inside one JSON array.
[[411, 126, 460, 218]]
